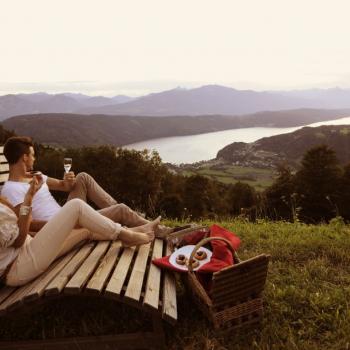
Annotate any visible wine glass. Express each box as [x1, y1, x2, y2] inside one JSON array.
[[63, 158, 72, 173]]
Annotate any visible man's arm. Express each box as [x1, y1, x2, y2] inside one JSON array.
[[47, 172, 76, 192]]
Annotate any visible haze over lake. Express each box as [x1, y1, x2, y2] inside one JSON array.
[[125, 116, 350, 164]]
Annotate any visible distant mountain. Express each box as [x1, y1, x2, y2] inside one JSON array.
[[2, 109, 350, 148], [0, 93, 134, 121], [75, 85, 324, 116], [217, 125, 350, 167], [0, 95, 38, 120], [2, 86, 350, 120], [274, 88, 350, 109]]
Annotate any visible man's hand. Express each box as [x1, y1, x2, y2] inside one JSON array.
[[27, 175, 44, 198], [63, 171, 76, 191]]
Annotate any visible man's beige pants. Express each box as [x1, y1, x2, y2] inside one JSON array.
[[68, 172, 148, 226]]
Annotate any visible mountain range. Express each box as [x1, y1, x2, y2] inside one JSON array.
[[2, 109, 350, 148], [2, 85, 350, 120], [0, 93, 133, 121]]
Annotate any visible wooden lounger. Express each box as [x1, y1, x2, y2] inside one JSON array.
[[0, 146, 177, 349]]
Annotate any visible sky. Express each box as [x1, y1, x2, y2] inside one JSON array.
[[1, 0, 350, 96]]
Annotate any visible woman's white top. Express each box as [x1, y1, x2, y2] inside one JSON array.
[[0, 203, 20, 276]]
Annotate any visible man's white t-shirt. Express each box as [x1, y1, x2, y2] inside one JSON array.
[[1, 175, 61, 221]]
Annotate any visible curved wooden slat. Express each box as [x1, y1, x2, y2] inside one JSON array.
[[124, 242, 152, 303], [0, 286, 16, 306], [0, 163, 9, 172], [0, 257, 65, 313], [105, 246, 136, 298], [64, 241, 109, 294], [162, 242, 177, 324], [23, 248, 78, 302], [0, 173, 8, 184], [143, 239, 163, 310], [45, 242, 95, 296], [86, 241, 122, 295]]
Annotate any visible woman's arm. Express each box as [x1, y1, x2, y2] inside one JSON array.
[[12, 192, 33, 248], [12, 176, 43, 248]]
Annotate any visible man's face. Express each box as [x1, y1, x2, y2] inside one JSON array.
[[23, 146, 36, 171]]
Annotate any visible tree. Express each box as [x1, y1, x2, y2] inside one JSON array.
[[0, 125, 15, 145], [294, 145, 342, 223], [338, 163, 350, 221], [264, 165, 296, 221], [227, 182, 257, 216]]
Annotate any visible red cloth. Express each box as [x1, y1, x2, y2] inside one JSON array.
[[152, 224, 241, 274]]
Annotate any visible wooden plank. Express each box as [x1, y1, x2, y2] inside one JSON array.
[[162, 242, 177, 324], [0, 173, 8, 183], [23, 249, 78, 302], [0, 155, 6, 163], [143, 239, 163, 310], [0, 282, 34, 315], [0, 257, 65, 314], [105, 246, 136, 298], [0, 286, 16, 305], [45, 242, 95, 296], [64, 241, 110, 294], [0, 163, 9, 172], [0, 145, 4, 152], [124, 242, 152, 302], [86, 241, 122, 295]]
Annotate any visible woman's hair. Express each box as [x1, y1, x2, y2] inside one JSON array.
[[3, 136, 34, 165]]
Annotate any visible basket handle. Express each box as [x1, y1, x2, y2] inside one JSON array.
[[188, 236, 240, 273]]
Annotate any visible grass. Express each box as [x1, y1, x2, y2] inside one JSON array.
[[1, 219, 350, 349], [177, 164, 275, 190], [165, 218, 350, 349]]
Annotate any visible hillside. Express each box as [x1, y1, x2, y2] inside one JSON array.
[[2, 109, 350, 147], [217, 124, 350, 167]]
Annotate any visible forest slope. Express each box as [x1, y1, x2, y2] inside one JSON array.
[[2, 109, 350, 147]]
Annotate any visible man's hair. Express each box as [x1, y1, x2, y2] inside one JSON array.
[[3, 136, 34, 165]]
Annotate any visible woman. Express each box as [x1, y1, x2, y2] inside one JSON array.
[[0, 175, 158, 287]]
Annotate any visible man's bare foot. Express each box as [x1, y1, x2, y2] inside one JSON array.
[[132, 216, 161, 235], [119, 228, 155, 247], [155, 225, 174, 238]]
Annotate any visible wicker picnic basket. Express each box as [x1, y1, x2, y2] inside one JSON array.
[[186, 236, 270, 331]]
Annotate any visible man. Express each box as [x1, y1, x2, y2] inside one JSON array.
[[1, 136, 172, 236]]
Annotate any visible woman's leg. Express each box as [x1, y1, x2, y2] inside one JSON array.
[[6, 199, 154, 286]]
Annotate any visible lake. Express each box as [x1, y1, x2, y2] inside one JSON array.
[[125, 116, 350, 164]]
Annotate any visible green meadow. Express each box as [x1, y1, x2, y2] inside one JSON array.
[[178, 164, 275, 190]]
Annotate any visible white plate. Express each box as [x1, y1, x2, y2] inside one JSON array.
[[169, 245, 212, 271]]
